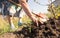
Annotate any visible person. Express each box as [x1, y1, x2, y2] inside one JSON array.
[[2, 0, 22, 30], [2, 0, 38, 30], [9, 0, 38, 23], [2, 0, 16, 30]]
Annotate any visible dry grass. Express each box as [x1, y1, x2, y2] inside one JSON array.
[[0, 15, 19, 34]]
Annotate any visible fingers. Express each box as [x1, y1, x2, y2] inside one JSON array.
[[34, 20, 39, 27], [32, 17, 39, 26]]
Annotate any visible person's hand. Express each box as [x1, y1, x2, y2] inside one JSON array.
[[31, 16, 39, 26], [32, 16, 38, 22]]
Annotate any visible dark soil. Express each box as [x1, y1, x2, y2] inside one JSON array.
[[0, 19, 60, 38]]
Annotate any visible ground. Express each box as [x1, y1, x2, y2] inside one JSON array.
[[0, 15, 60, 38]]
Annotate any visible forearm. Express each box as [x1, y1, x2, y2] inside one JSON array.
[[19, 0, 33, 20]]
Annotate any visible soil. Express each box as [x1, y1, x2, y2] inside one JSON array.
[[0, 19, 60, 38]]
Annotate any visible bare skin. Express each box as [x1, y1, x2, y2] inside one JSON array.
[[19, 0, 38, 23], [2, 0, 38, 29], [9, 0, 38, 23]]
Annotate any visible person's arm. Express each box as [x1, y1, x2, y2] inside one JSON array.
[[19, 0, 38, 22]]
